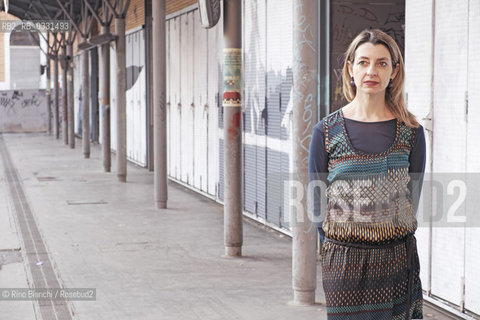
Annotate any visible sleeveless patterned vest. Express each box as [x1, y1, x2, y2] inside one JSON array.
[[323, 109, 417, 244]]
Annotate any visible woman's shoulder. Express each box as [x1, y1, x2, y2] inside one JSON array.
[[313, 109, 343, 134]]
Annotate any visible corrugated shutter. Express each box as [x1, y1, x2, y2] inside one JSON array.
[[180, 12, 194, 184], [73, 54, 82, 135], [169, 17, 181, 179], [207, 11, 221, 197], [126, 33, 134, 162], [405, 0, 434, 296], [125, 30, 147, 167], [465, 0, 480, 314], [167, 20, 171, 176], [138, 31, 147, 165], [166, 8, 220, 197], [193, 12, 209, 191], [430, 0, 469, 307], [109, 44, 117, 152], [265, 0, 292, 227], [218, 6, 224, 202], [243, 0, 266, 218]]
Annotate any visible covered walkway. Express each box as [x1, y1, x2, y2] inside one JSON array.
[[0, 132, 458, 319]]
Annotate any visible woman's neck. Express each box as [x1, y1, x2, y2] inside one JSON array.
[[343, 94, 394, 122]]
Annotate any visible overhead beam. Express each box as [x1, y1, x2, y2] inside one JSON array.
[[82, 0, 103, 25], [77, 33, 116, 51], [54, 0, 85, 38]]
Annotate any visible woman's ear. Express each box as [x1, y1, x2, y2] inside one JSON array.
[[347, 60, 353, 78], [391, 63, 400, 79]]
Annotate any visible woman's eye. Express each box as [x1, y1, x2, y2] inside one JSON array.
[[358, 61, 367, 65], [379, 62, 388, 67]]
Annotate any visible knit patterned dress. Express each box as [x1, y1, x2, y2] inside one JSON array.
[[314, 109, 424, 320]]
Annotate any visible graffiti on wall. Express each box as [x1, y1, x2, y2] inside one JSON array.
[[0, 90, 47, 132]]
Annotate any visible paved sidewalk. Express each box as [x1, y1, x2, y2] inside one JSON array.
[[0, 133, 460, 320]]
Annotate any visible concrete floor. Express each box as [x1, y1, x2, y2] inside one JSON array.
[[0, 133, 461, 320]]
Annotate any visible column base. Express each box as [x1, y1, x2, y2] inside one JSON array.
[[118, 175, 126, 183], [225, 246, 242, 257], [292, 290, 315, 306]]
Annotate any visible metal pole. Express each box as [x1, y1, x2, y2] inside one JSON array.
[[291, 0, 318, 306], [101, 25, 111, 172], [46, 54, 52, 135], [67, 43, 75, 148], [223, 0, 243, 257], [82, 45, 90, 158], [153, 0, 167, 208], [116, 16, 127, 182], [54, 55, 60, 139], [62, 45, 68, 145]]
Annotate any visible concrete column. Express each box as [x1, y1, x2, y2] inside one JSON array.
[[101, 25, 111, 172], [67, 43, 75, 148], [46, 55, 52, 135], [115, 17, 127, 182], [62, 45, 68, 145], [223, 0, 243, 257], [291, 0, 318, 306], [54, 56, 60, 139], [153, 0, 167, 208], [82, 46, 90, 158]]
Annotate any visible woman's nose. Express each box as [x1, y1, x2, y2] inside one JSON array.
[[367, 65, 377, 76]]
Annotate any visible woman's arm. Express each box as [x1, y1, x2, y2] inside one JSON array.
[[308, 121, 329, 243], [408, 125, 427, 216]]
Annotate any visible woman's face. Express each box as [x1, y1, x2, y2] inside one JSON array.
[[348, 42, 399, 96]]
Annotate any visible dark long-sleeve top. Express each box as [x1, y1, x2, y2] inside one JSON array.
[[308, 116, 426, 242]]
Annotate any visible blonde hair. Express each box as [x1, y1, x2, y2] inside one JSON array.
[[342, 29, 419, 128]]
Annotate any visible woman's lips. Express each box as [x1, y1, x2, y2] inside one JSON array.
[[364, 81, 379, 86]]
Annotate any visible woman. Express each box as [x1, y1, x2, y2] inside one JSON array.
[[309, 29, 426, 319]]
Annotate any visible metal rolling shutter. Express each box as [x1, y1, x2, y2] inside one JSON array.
[[138, 31, 147, 166], [265, 0, 292, 228], [465, 0, 480, 314], [180, 12, 195, 184], [431, 0, 468, 307], [243, 0, 266, 218], [166, 20, 171, 176], [126, 33, 134, 162], [243, 0, 258, 214], [405, 0, 434, 297], [73, 54, 82, 135], [169, 17, 182, 179], [109, 44, 117, 152], [217, 2, 225, 201], [193, 11, 209, 192], [207, 12, 221, 198]]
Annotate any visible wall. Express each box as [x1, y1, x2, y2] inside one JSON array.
[[167, 0, 197, 15], [0, 89, 47, 132]]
